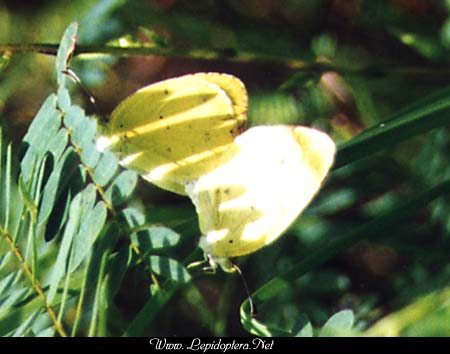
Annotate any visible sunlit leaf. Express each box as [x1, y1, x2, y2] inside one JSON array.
[[149, 255, 191, 283]]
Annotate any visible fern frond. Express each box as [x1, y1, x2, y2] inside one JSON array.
[[0, 22, 188, 337]]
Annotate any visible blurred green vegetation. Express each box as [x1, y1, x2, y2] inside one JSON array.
[[2, 0, 450, 337]]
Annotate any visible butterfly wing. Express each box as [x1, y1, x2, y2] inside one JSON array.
[[97, 73, 247, 195], [188, 125, 335, 259]]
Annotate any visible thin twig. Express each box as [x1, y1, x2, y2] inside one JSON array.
[[3, 43, 450, 77]]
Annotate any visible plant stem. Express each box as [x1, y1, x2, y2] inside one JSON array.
[[2, 43, 450, 78], [0, 223, 68, 337]]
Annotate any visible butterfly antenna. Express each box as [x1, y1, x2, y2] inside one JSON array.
[[232, 263, 256, 317], [62, 68, 99, 113]]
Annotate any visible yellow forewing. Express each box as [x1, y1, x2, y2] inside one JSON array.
[[187, 125, 335, 262], [97, 73, 247, 195]]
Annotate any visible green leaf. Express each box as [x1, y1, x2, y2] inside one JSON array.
[[249, 92, 302, 126], [47, 191, 83, 304], [128, 220, 181, 254], [389, 28, 445, 61], [0, 139, 13, 229], [80, 142, 101, 169], [23, 94, 61, 151], [105, 170, 138, 206], [70, 200, 107, 272], [64, 106, 99, 151], [21, 95, 61, 183], [335, 85, 450, 169], [0, 287, 31, 309], [149, 255, 191, 283], [101, 246, 131, 304], [319, 310, 355, 337], [47, 129, 69, 164], [0, 294, 41, 336], [240, 310, 291, 337], [38, 148, 81, 241], [123, 283, 180, 337], [71, 224, 120, 337], [346, 75, 379, 127], [366, 288, 450, 337], [37, 147, 73, 227], [92, 150, 119, 187], [12, 309, 41, 337], [74, 119, 97, 150], [96, 221, 121, 251], [293, 314, 313, 337], [121, 207, 145, 226], [56, 22, 78, 88], [88, 248, 109, 336], [32, 310, 54, 337], [122, 207, 178, 255], [23, 95, 59, 147], [18, 177, 37, 224], [35, 327, 56, 337], [0, 51, 11, 72], [0, 272, 21, 297], [57, 86, 71, 112]]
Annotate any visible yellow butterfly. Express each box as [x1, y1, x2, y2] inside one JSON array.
[[96, 73, 247, 195], [96, 72, 335, 273], [186, 125, 335, 272]]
